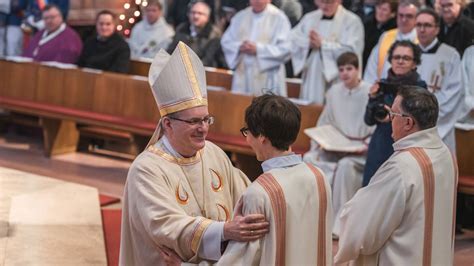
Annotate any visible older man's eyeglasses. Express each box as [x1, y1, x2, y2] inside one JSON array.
[[240, 127, 249, 137], [388, 111, 410, 121], [168, 115, 215, 126]]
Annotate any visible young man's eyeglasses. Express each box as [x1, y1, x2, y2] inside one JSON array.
[[240, 127, 249, 137], [168, 115, 215, 126]]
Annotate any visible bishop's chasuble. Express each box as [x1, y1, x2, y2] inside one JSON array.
[[218, 154, 333, 265], [119, 139, 250, 265], [335, 127, 457, 265]]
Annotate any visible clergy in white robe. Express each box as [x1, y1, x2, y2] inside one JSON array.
[[459, 45, 474, 124], [290, 2, 364, 103], [303, 52, 373, 236], [120, 43, 267, 265], [218, 94, 333, 265], [363, 1, 419, 84], [418, 41, 463, 151], [335, 87, 457, 266], [415, 9, 464, 152], [129, 3, 175, 59], [303, 81, 373, 235], [220, 2, 291, 96]]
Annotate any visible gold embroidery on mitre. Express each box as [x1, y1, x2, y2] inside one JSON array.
[[159, 97, 208, 117], [178, 42, 202, 100], [216, 203, 230, 221], [210, 169, 223, 192], [176, 183, 189, 205]]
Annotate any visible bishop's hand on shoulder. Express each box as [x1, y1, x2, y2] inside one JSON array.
[[223, 200, 269, 242]]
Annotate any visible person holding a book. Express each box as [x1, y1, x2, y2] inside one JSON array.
[[303, 52, 373, 239]]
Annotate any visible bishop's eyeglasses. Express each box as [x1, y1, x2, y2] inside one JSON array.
[[168, 115, 215, 126]]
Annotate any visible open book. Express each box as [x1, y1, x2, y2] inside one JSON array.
[[304, 125, 368, 153]]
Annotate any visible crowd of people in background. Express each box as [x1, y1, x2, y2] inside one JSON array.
[[1, 0, 474, 254]]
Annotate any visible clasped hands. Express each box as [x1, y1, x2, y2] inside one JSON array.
[[239, 40, 257, 55], [309, 29, 322, 49]]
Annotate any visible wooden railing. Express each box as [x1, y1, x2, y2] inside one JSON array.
[[0, 59, 319, 159]]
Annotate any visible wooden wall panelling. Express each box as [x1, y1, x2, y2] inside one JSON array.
[[294, 104, 323, 151], [0, 60, 38, 100], [92, 72, 127, 116], [36, 65, 67, 105], [456, 130, 474, 176], [208, 90, 252, 137], [63, 68, 97, 111], [121, 76, 160, 122]]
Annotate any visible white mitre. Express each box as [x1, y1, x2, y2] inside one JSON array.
[[146, 41, 208, 147]]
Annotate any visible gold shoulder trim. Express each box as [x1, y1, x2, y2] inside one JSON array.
[[189, 218, 213, 254], [147, 145, 201, 165]]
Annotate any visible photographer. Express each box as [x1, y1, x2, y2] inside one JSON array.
[[362, 40, 427, 186]]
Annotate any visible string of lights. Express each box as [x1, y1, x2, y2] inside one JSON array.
[[117, 0, 147, 37]]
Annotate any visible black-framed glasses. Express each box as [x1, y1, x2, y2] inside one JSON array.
[[240, 127, 249, 137], [388, 111, 410, 121], [415, 23, 437, 29], [168, 115, 215, 126], [391, 55, 414, 62]]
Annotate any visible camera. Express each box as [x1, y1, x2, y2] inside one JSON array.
[[371, 81, 400, 121]]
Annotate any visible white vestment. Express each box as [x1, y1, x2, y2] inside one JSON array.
[[335, 127, 457, 266], [418, 40, 464, 151], [290, 6, 364, 103], [363, 28, 417, 84], [129, 17, 175, 59], [459, 45, 474, 124], [218, 155, 333, 265], [119, 138, 249, 265], [220, 4, 291, 96], [303, 81, 373, 236]]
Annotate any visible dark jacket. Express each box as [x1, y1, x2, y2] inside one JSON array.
[[363, 15, 397, 70], [438, 13, 474, 56], [78, 32, 131, 74], [362, 69, 427, 186], [168, 21, 227, 68]]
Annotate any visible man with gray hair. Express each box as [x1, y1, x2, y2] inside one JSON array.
[[335, 86, 458, 265], [364, 0, 420, 84], [167, 1, 226, 68]]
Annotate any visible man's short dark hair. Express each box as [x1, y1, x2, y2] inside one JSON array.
[[337, 52, 359, 68], [96, 10, 117, 22], [245, 94, 301, 151], [43, 4, 63, 18], [388, 40, 422, 65], [397, 86, 439, 130], [146, 0, 163, 9], [417, 8, 441, 26], [377, 0, 398, 13], [399, 0, 421, 9]]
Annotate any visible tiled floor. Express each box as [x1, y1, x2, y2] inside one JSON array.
[[0, 166, 106, 265], [0, 130, 473, 265]]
